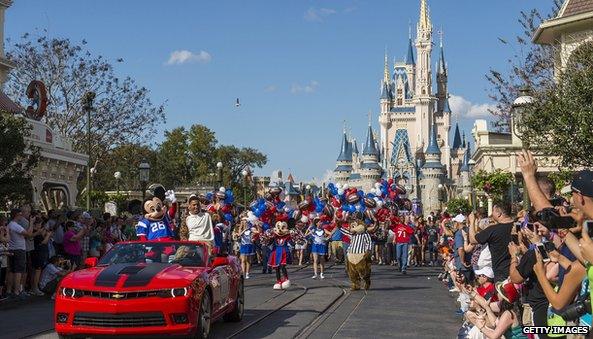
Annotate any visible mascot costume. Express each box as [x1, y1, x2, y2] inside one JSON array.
[[136, 185, 177, 241], [342, 221, 374, 291], [266, 221, 292, 290]]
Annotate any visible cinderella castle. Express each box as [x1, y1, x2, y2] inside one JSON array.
[[334, 0, 472, 213]]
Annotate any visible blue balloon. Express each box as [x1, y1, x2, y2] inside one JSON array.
[[224, 213, 233, 222], [262, 222, 270, 231], [254, 208, 264, 217], [206, 192, 213, 201], [328, 183, 338, 196], [276, 201, 286, 210], [348, 204, 356, 213]]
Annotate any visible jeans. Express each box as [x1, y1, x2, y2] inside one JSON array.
[[261, 246, 271, 273], [395, 243, 409, 272]]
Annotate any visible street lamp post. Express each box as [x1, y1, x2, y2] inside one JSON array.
[[82, 91, 96, 211], [114, 171, 122, 195], [468, 159, 476, 210], [512, 87, 535, 210], [241, 169, 248, 208], [216, 162, 223, 188], [138, 159, 150, 202], [438, 183, 444, 211]]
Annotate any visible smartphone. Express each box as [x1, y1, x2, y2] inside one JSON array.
[[514, 222, 522, 233], [586, 220, 593, 238], [536, 243, 550, 262], [526, 223, 535, 232]]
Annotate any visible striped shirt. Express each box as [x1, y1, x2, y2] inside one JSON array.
[[341, 228, 372, 254]]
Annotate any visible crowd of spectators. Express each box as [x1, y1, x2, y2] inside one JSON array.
[[438, 150, 593, 339], [0, 208, 138, 301]]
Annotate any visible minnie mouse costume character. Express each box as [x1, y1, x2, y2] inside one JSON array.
[[268, 221, 292, 290]]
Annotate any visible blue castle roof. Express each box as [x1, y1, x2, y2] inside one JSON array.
[[451, 123, 462, 150], [425, 121, 441, 155], [460, 142, 471, 172], [406, 38, 415, 65], [362, 125, 379, 156], [336, 132, 353, 162]]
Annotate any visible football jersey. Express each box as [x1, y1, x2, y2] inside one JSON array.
[[136, 215, 174, 240]]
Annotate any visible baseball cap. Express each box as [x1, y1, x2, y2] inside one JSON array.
[[567, 170, 593, 198], [82, 212, 92, 219], [474, 266, 494, 279], [453, 214, 466, 223]]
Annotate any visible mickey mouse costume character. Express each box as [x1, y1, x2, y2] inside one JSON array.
[[136, 195, 175, 241], [267, 221, 292, 290]]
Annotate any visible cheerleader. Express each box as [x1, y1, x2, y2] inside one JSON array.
[[267, 221, 292, 290], [232, 219, 259, 279], [306, 217, 331, 279], [294, 220, 308, 266]]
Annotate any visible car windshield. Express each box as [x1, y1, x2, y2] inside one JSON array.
[[98, 242, 206, 267]]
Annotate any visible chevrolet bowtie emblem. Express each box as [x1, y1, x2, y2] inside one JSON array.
[[111, 293, 125, 299]]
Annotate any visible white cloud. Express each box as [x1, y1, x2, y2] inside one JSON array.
[[304, 7, 337, 22], [449, 95, 497, 118], [165, 50, 211, 65], [264, 85, 277, 92], [291, 80, 319, 94]]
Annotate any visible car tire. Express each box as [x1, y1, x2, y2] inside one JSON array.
[[197, 291, 212, 339], [224, 279, 244, 322]]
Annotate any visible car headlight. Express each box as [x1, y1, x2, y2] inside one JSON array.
[[171, 287, 188, 297], [61, 287, 83, 298]]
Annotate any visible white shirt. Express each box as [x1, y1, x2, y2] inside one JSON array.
[[8, 221, 26, 250], [186, 212, 214, 242]]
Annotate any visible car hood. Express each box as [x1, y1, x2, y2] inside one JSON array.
[[61, 263, 207, 290]]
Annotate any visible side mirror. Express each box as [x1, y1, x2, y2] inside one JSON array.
[[84, 257, 98, 268], [210, 256, 229, 268]]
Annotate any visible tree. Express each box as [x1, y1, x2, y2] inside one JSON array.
[[485, 1, 561, 131], [471, 169, 514, 203], [0, 113, 39, 206], [446, 198, 472, 215], [187, 124, 217, 181], [519, 42, 593, 168], [216, 145, 267, 191], [5, 32, 165, 161], [91, 143, 159, 192]]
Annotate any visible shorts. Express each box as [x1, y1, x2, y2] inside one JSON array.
[[0, 267, 6, 287], [240, 244, 255, 256], [311, 243, 327, 255], [9, 249, 26, 273], [295, 243, 306, 250], [32, 250, 49, 269]]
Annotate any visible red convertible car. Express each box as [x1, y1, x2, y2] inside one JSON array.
[[54, 241, 244, 338]]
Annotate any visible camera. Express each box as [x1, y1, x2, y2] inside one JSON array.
[[535, 208, 575, 229], [560, 298, 591, 322]]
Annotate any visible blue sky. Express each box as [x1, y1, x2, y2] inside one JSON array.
[[6, 0, 554, 183]]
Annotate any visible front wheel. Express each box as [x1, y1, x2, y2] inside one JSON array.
[[224, 279, 244, 322], [197, 292, 212, 339]]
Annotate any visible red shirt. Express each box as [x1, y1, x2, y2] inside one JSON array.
[[393, 223, 414, 243], [477, 283, 498, 302]]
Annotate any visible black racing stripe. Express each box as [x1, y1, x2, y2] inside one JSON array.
[[95, 264, 129, 287], [122, 263, 170, 287]]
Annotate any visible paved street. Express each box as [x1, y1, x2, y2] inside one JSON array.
[[4, 264, 460, 339]]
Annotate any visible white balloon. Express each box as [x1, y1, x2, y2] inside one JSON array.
[[301, 216, 309, 223], [337, 189, 344, 195], [342, 183, 349, 189], [219, 187, 226, 193]]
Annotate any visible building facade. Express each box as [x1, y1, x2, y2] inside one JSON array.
[[334, 0, 469, 212]]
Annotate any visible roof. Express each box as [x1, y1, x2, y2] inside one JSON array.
[[390, 106, 415, 113], [560, 0, 593, 18], [361, 162, 382, 170], [422, 161, 443, 169], [336, 132, 353, 162], [352, 139, 359, 154], [438, 43, 446, 75], [348, 173, 362, 180], [0, 91, 22, 114], [451, 123, 462, 150], [380, 81, 391, 100], [334, 165, 353, 172], [425, 122, 441, 155], [460, 143, 471, 172], [442, 98, 451, 113], [405, 38, 415, 65], [362, 124, 379, 156], [390, 129, 413, 166]]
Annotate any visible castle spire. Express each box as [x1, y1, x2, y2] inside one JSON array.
[[425, 120, 441, 156], [363, 112, 379, 156], [419, 0, 431, 32], [438, 29, 447, 75], [452, 123, 462, 150], [383, 49, 390, 83]]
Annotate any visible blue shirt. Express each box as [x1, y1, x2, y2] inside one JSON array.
[[136, 215, 174, 240], [454, 228, 471, 270], [331, 228, 343, 241]]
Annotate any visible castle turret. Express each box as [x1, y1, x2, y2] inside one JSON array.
[[420, 119, 444, 213], [360, 117, 382, 190], [334, 127, 353, 185], [414, 0, 434, 152]]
